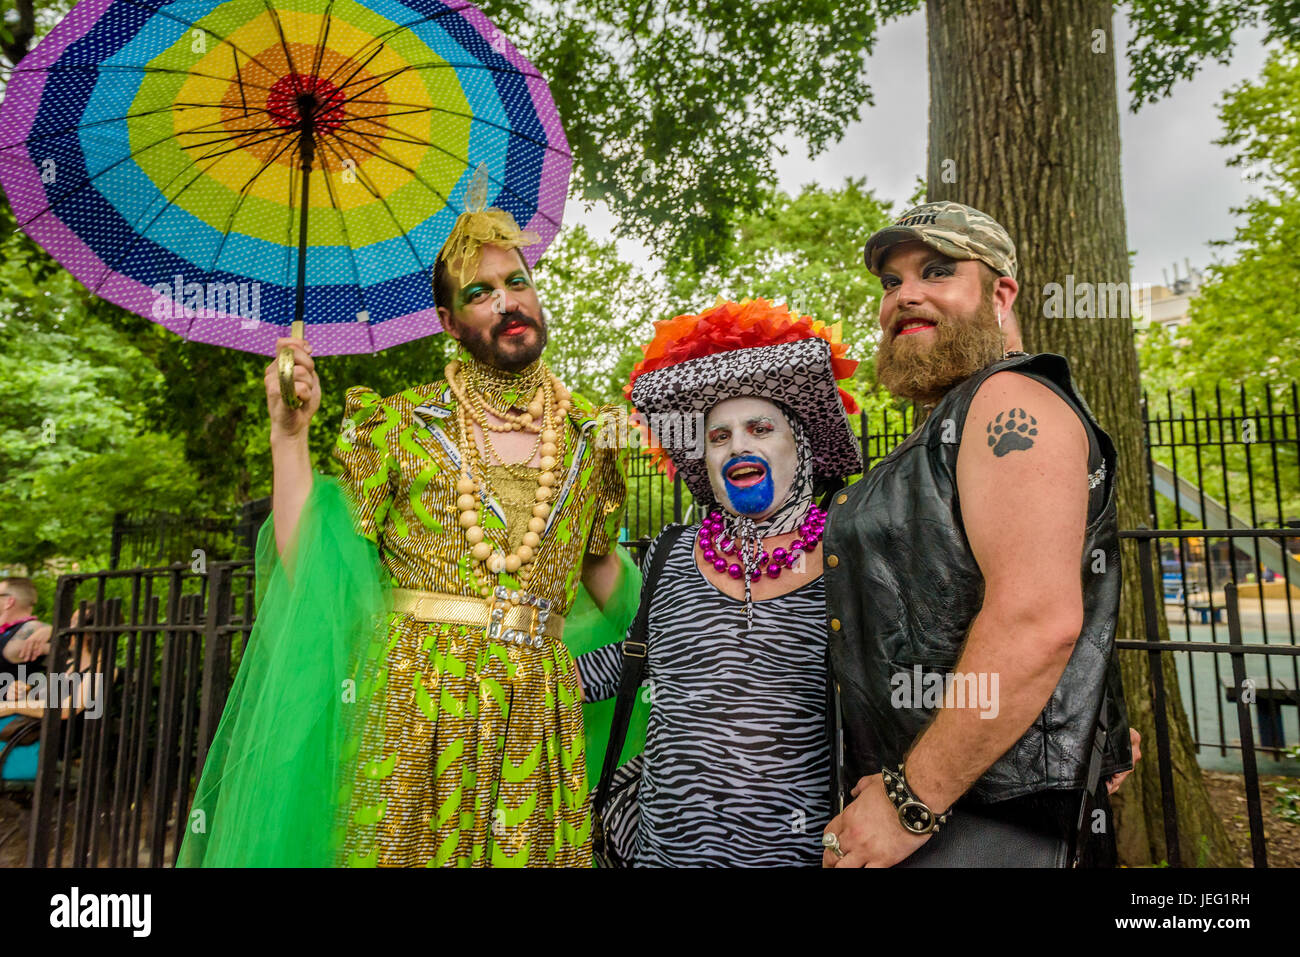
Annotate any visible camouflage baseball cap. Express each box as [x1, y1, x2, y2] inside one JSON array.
[[863, 201, 1018, 280]]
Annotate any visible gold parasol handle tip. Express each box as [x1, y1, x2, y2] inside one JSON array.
[[277, 343, 303, 410]]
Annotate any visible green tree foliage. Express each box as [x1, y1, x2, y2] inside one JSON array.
[[1125, 0, 1300, 108], [0, 205, 202, 570], [1179, 44, 1300, 386], [1135, 45, 1300, 526], [665, 178, 899, 415], [532, 224, 660, 406], [1137, 45, 1300, 390], [485, 0, 917, 270]]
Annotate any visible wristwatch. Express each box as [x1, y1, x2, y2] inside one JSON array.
[[882, 763, 952, 835]]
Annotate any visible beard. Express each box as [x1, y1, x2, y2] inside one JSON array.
[[875, 294, 1005, 405], [457, 308, 548, 373]]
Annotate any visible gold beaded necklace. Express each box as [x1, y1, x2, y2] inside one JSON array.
[[447, 358, 571, 598], [456, 357, 548, 432]]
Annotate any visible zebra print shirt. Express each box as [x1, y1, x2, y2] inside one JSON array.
[[579, 526, 832, 867]]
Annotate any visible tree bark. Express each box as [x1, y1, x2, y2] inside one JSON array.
[[0, 0, 36, 66], [925, 0, 1236, 866]]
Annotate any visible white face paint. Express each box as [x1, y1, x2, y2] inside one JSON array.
[[704, 396, 798, 520]]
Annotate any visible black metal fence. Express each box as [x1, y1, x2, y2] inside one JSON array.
[[1140, 382, 1300, 772], [13, 561, 256, 867], [1124, 529, 1300, 868], [109, 498, 270, 570], [18, 535, 1295, 869]]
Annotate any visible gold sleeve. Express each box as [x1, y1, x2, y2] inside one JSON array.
[[331, 386, 398, 544], [584, 408, 629, 557]]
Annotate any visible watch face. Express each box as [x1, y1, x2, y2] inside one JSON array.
[[899, 800, 933, 834]]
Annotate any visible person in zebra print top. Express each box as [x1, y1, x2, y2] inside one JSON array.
[[578, 501, 831, 866], [578, 300, 864, 866]]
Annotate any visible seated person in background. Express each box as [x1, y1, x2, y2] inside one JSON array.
[[1, 607, 103, 720], [0, 578, 50, 684], [0, 607, 104, 782]]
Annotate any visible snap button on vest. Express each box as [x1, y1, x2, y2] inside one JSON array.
[[830, 618, 841, 631], [827, 555, 839, 567]]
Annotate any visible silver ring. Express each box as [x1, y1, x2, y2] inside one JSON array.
[[821, 831, 845, 858]]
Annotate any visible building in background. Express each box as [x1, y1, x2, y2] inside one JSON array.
[[1132, 261, 1205, 337]]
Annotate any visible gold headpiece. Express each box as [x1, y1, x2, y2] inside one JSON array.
[[438, 162, 541, 290]]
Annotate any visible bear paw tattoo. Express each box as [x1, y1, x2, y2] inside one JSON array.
[[987, 408, 1038, 456]]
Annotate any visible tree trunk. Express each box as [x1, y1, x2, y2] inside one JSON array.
[[0, 0, 36, 66], [925, 0, 1237, 866]]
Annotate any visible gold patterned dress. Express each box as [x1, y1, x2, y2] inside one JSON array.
[[333, 377, 626, 867]]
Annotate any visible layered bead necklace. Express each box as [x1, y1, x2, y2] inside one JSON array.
[[698, 504, 827, 630], [697, 505, 826, 580], [446, 357, 571, 600]]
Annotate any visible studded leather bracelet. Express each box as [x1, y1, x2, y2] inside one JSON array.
[[882, 763, 952, 836]]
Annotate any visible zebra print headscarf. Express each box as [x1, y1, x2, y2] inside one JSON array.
[[710, 401, 815, 629]]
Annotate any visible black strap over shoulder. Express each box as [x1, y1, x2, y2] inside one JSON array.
[[593, 523, 688, 818], [1072, 685, 1113, 866]]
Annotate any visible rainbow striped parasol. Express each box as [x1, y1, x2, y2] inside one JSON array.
[[0, 0, 570, 356]]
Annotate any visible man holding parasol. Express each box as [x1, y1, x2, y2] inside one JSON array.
[[209, 203, 638, 868]]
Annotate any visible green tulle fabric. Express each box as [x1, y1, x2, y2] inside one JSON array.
[[564, 544, 648, 785], [178, 474, 390, 867], [178, 473, 645, 867]]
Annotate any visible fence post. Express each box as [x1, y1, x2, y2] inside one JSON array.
[[1141, 392, 1158, 527], [147, 564, 185, 863], [859, 409, 868, 468], [1224, 583, 1268, 868], [26, 575, 80, 867], [1137, 532, 1182, 866], [196, 562, 234, 778]]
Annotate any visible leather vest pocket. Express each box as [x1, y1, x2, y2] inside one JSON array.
[[884, 657, 963, 715]]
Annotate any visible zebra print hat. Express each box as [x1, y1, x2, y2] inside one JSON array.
[[627, 300, 863, 502]]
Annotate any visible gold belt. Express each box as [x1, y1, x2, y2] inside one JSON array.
[[391, 587, 564, 647]]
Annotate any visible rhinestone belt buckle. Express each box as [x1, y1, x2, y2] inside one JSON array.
[[490, 586, 549, 649]]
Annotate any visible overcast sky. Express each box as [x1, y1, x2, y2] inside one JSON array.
[[565, 9, 1275, 290]]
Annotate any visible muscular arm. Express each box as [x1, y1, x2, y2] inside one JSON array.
[[903, 371, 1090, 814], [2, 621, 43, 664]]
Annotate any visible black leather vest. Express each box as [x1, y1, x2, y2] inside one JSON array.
[[824, 353, 1131, 804]]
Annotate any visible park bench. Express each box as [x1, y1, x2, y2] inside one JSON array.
[[1162, 575, 1224, 623], [1189, 604, 1225, 624], [1162, 575, 1185, 606], [1222, 677, 1299, 750]]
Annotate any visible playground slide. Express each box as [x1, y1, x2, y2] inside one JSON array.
[[1151, 462, 1300, 582]]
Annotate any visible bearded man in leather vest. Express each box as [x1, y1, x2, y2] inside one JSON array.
[[820, 202, 1138, 868]]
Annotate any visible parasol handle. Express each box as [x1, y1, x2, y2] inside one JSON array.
[[278, 112, 317, 412], [277, 320, 305, 410]]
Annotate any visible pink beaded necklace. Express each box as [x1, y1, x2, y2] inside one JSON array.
[[697, 505, 826, 581]]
